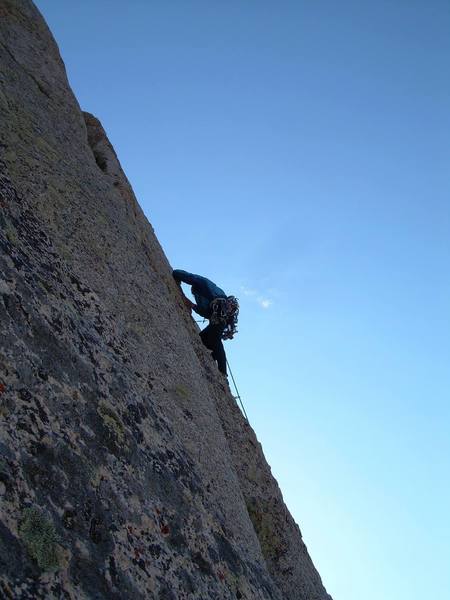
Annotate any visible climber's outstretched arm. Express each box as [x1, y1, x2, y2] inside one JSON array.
[[173, 270, 197, 312], [172, 269, 198, 286]]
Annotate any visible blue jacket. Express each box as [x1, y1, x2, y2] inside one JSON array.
[[173, 270, 227, 319]]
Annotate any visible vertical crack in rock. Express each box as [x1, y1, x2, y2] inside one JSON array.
[[0, 1, 333, 599]]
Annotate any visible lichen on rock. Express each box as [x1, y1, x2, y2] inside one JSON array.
[[97, 400, 127, 446], [19, 507, 60, 571]]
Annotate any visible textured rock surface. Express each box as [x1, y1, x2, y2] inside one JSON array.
[[0, 1, 332, 599]]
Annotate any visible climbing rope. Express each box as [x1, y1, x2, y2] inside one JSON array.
[[194, 320, 248, 422], [226, 358, 249, 422]]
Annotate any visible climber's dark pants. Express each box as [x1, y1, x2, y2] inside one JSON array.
[[200, 324, 227, 375]]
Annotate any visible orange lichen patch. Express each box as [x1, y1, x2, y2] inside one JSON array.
[[0, 383, 6, 394]]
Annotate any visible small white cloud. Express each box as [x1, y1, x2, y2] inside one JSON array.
[[258, 298, 272, 309], [241, 285, 273, 309], [241, 286, 257, 297]]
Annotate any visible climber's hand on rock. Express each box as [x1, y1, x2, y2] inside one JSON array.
[[183, 296, 194, 310]]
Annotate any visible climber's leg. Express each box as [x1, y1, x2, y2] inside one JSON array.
[[200, 325, 227, 375], [212, 340, 227, 375]]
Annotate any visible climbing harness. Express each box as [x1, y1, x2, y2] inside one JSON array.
[[210, 296, 239, 340], [227, 358, 249, 422], [209, 297, 227, 324]]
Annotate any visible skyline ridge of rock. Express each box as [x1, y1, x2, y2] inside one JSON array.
[[0, 1, 332, 598]]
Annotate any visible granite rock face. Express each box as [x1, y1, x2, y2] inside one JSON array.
[[0, 1, 332, 599]]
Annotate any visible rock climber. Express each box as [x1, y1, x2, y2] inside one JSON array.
[[172, 269, 239, 376]]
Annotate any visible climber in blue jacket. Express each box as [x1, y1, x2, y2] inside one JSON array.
[[173, 269, 239, 376]]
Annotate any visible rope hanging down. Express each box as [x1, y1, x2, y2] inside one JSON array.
[[194, 321, 249, 422], [226, 358, 249, 422]]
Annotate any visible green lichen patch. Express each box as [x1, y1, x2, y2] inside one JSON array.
[[174, 384, 189, 399], [4, 222, 18, 244], [97, 401, 126, 445], [19, 507, 60, 570], [246, 500, 283, 562]]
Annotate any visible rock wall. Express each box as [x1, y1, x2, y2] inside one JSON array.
[[0, 1, 332, 599]]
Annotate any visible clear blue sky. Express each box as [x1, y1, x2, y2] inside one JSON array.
[[35, 2, 450, 599]]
